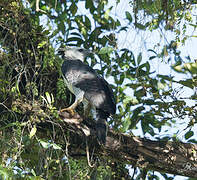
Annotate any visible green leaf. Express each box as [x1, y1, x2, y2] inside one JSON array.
[[85, 0, 95, 13], [0, 166, 10, 179], [46, 92, 54, 105], [85, 16, 91, 30], [29, 125, 37, 139], [39, 140, 62, 150], [57, 22, 66, 34], [143, 99, 155, 105], [145, 61, 150, 73], [39, 140, 49, 149], [157, 74, 173, 81], [125, 11, 132, 23], [178, 79, 193, 89], [70, 2, 77, 16], [172, 65, 183, 73], [134, 88, 145, 98], [135, 23, 146, 30], [148, 49, 157, 55], [51, 143, 62, 150], [122, 117, 131, 132], [41, 92, 54, 108], [98, 47, 114, 55], [139, 62, 150, 74], [185, 131, 194, 139], [104, 8, 112, 20], [189, 23, 197, 28], [137, 52, 142, 65], [38, 41, 47, 49], [184, 62, 197, 74], [149, 56, 156, 60], [31, 169, 37, 177]]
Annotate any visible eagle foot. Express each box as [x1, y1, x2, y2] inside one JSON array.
[[60, 107, 76, 117]]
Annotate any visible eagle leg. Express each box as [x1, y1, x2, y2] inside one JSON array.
[[82, 100, 91, 117], [61, 91, 84, 116], [60, 105, 76, 116]]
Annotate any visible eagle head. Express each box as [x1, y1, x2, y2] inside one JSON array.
[[58, 47, 92, 61]]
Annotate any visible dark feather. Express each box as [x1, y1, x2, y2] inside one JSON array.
[[62, 59, 116, 116]]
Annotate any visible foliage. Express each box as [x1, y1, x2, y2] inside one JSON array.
[[0, 0, 196, 179]]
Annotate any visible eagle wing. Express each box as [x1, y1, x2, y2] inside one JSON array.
[[61, 59, 116, 116]]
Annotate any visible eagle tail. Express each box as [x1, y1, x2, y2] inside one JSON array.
[[96, 109, 109, 144]]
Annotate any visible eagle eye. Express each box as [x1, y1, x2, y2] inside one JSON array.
[[78, 48, 84, 52]]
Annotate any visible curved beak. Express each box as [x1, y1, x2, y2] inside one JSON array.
[[85, 49, 94, 56], [57, 47, 66, 55]]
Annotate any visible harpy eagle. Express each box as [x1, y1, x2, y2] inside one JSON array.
[[58, 47, 116, 144]]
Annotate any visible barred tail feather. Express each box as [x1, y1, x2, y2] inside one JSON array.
[[96, 118, 107, 144], [96, 109, 109, 144]]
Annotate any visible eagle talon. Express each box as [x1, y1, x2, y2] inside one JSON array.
[[60, 107, 75, 117]]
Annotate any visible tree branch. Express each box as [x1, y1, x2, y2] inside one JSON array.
[[60, 111, 197, 178]]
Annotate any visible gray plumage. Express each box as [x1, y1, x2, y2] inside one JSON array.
[[59, 47, 116, 144]]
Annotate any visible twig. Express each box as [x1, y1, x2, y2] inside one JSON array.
[[86, 139, 95, 167], [36, 0, 47, 13]]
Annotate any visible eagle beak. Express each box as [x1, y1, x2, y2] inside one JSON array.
[[86, 49, 94, 55], [57, 47, 66, 55]]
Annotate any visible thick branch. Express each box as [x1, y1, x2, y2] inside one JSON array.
[[104, 131, 197, 178], [60, 112, 197, 178]]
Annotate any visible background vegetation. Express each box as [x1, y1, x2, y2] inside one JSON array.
[[0, 0, 196, 179]]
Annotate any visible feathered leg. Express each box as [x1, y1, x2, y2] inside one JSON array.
[[82, 100, 92, 117], [61, 90, 84, 116]]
